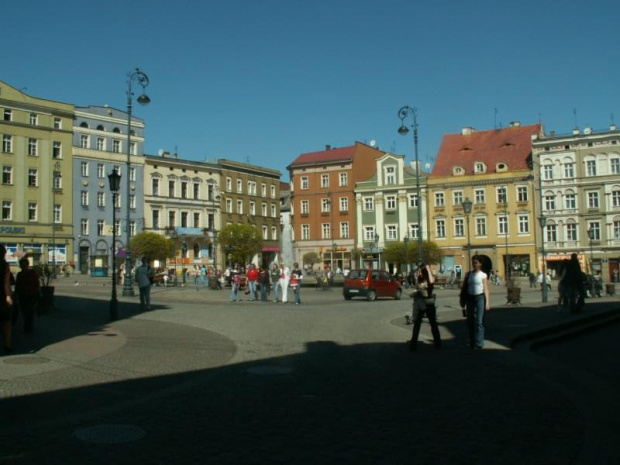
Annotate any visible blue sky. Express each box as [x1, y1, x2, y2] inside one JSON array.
[[4, 0, 619, 178]]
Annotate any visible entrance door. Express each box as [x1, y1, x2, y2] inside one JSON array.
[[80, 247, 89, 274]]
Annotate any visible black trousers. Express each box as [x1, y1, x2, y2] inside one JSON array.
[[410, 297, 441, 349]]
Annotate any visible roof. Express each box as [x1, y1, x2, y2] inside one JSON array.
[[288, 144, 357, 168], [432, 123, 542, 176], [280, 181, 290, 191]]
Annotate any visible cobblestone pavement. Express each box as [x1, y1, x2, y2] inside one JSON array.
[[1, 276, 619, 464]]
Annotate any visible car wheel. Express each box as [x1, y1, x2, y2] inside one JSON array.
[[344, 293, 352, 300], [367, 290, 377, 301], [394, 289, 402, 300]]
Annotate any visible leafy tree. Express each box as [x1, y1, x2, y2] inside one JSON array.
[[303, 252, 319, 267], [218, 223, 263, 266], [129, 232, 175, 262], [382, 242, 408, 268], [406, 240, 443, 266], [350, 247, 364, 268]]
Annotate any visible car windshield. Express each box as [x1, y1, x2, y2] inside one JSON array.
[[347, 270, 365, 279]]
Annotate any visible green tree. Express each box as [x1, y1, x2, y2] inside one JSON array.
[[382, 242, 408, 268], [350, 247, 364, 268], [218, 223, 263, 266], [302, 252, 319, 267], [130, 232, 174, 262], [406, 240, 443, 266]]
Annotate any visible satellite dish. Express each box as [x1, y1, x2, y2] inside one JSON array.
[[370, 140, 376, 147], [158, 149, 164, 156], [425, 163, 431, 170]]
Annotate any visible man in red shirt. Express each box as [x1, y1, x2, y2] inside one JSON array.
[[246, 264, 259, 301]]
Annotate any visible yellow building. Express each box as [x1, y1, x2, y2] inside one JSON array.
[[0, 81, 74, 271], [427, 123, 542, 281]]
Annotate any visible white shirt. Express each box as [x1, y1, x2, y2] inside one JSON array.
[[467, 271, 487, 296]]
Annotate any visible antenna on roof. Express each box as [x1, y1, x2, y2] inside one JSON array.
[[573, 108, 578, 128], [611, 113, 615, 125], [538, 112, 542, 124], [494, 108, 498, 129]]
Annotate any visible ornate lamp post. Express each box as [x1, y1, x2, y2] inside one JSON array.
[[122, 68, 151, 297], [181, 236, 188, 286], [588, 227, 595, 297], [51, 161, 61, 278], [374, 233, 380, 269], [539, 216, 548, 303], [462, 198, 473, 271], [108, 168, 121, 321], [398, 106, 423, 263], [206, 180, 221, 274], [171, 230, 178, 286]]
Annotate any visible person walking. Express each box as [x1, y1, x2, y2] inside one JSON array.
[[135, 258, 154, 311], [246, 264, 259, 301], [409, 262, 441, 351], [461, 255, 491, 350], [0, 245, 14, 354], [259, 265, 270, 302], [270, 263, 282, 302], [290, 263, 303, 305], [280, 264, 291, 303], [15, 258, 40, 333], [229, 272, 241, 302]]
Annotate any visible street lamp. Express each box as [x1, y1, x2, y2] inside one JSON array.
[[181, 236, 188, 286], [503, 206, 510, 285], [587, 227, 595, 297], [122, 68, 151, 297], [51, 161, 61, 278], [403, 234, 410, 273], [374, 233, 380, 269], [171, 230, 178, 286], [539, 216, 548, 303], [462, 198, 473, 271], [398, 106, 423, 263], [108, 168, 121, 321], [206, 180, 221, 274]]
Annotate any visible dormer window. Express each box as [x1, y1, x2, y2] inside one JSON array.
[[474, 162, 486, 174], [453, 166, 465, 176], [496, 162, 507, 172]]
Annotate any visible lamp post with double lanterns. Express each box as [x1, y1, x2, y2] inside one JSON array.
[[108, 168, 121, 321], [122, 68, 151, 297], [462, 198, 473, 271], [539, 216, 548, 303], [587, 227, 595, 297], [398, 106, 423, 263]]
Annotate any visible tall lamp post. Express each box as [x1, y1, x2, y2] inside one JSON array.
[[181, 236, 188, 286], [539, 216, 548, 302], [122, 68, 151, 297], [504, 206, 510, 284], [587, 227, 595, 297], [374, 233, 380, 269], [403, 235, 410, 273], [108, 168, 121, 321], [51, 161, 61, 278], [171, 230, 178, 286], [207, 180, 221, 275], [462, 198, 473, 271], [398, 106, 423, 263]]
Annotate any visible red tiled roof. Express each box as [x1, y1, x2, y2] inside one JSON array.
[[280, 181, 290, 191], [432, 124, 542, 176], [288, 144, 357, 168]]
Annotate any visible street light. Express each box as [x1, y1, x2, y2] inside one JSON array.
[[462, 198, 473, 271], [108, 168, 121, 321], [207, 180, 221, 274], [403, 234, 410, 273], [171, 230, 178, 286], [122, 68, 151, 297], [398, 106, 423, 263], [539, 216, 548, 303], [587, 227, 595, 297], [374, 233, 380, 269], [51, 161, 61, 278], [503, 206, 510, 285], [181, 236, 188, 286]]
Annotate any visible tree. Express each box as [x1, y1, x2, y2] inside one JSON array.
[[382, 242, 408, 269], [218, 223, 263, 266], [350, 247, 364, 268], [129, 232, 174, 262], [302, 252, 319, 268], [406, 240, 443, 266]]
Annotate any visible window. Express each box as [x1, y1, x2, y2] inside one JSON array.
[[249, 201, 256, 215], [115, 220, 122, 237], [322, 198, 331, 212], [271, 204, 276, 217], [130, 167, 136, 182], [169, 180, 175, 197], [566, 223, 577, 241], [152, 178, 160, 196], [301, 176, 308, 190], [130, 220, 136, 237], [611, 159, 620, 175], [475, 217, 487, 236], [112, 140, 121, 153], [81, 162, 89, 177], [237, 179, 242, 193], [54, 117, 61, 129], [474, 162, 485, 173], [543, 164, 553, 180], [248, 181, 257, 195], [261, 183, 267, 197], [474, 189, 485, 204], [321, 174, 329, 188], [384, 166, 396, 185], [271, 226, 277, 241], [386, 225, 397, 240], [169, 212, 177, 229], [130, 142, 137, 155], [29, 113, 38, 125], [1, 201, 11, 220], [96, 164, 104, 178], [364, 197, 374, 211], [80, 135, 89, 149], [586, 160, 597, 176], [301, 200, 309, 214], [2, 166, 12, 184], [340, 222, 349, 238], [181, 181, 188, 199], [97, 219, 105, 236], [301, 224, 310, 240], [96, 137, 104, 151], [434, 192, 445, 207], [364, 226, 376, 241], [237, 199, 243, 214], [408, 194, 418, 208], [52, 141, 62, 158], [517, 186, 528, 202], [564, 162, 575, 178], [544, 195, 555, 211], [498, 215, 508, 235], [271, 185, 276, 198], [207, 213, 214, 230], [453, 191, 463, 206], [3, 109, 12, 121], [226, 177, 232, 191], [181, 212, 188, 228], [114, 192, 121, 208], [587, 191, 599, 208], [152, 210, 160, 229], [385, 196, 396, 210], [339, 173, 348, 187], [81, 191, 89, 207], [546, 224, 557, 242], [262, 225, 269, 240], [130, 194, 136, 209], [612, 191, 620, 208], [435, 219, 446, 238], [565, 193, 576, 210], [588, 222, 601, 240], [53, 169, 62, 189], [28, 169, 37, 187], [80, 219, 88, 235], [28, 138, 37, 156], [454, 218, 464, 237], [28, 202, 37, 221], [410, 224, 419, 239], [340, 197, 348, 212], [496, 187, 507, 204], [97, 192, 105, 207], [2, 135, 12, 153], [53, 204, 61, 224], [261, 203, 267, 216], [226, 198, 232, 213]]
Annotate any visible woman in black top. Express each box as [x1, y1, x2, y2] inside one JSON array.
[[409, 263, 440, 351]]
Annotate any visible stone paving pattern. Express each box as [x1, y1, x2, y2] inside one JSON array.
[[1, 276, 619, 464]]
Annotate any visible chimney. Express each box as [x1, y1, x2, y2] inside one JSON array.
[[610, 124, 617, 131], [509, 121, 521, 127], [162, 151, 170, 158], [461, 127, 475, 136], [325, 145, 332, 151], [572, 127, 580, 135]]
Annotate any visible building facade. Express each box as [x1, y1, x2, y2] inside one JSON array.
[[1, 81, 74, 271], [532, 124, 620, 282], [73, 106, 146, 275], [428, 123, 541, 279]]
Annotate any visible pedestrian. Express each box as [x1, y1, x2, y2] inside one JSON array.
[[15, 258, 40, 333], [259, 265, 270, 302], [135, 258, 154, 311], [290, 262, 303, 305], [409, 262, 441, 351], [229, 272, 241, 302], [270, 263, 281, 302], [246, 264, 259, 301], [0, 245, 14, 354], [201, 265, 207, 287], [528, 271, 536, 288], [563, 253, 584, 312], [280, 264, 291, 303], [460, 255, 491, 350]]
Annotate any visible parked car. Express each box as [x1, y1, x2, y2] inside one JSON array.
[[343, 269, 402, 301]]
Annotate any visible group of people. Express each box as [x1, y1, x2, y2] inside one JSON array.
[[230, 262, 303, 305], [409, 255, 491, 351]]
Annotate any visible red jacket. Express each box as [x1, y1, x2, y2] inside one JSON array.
[[247, 268, 259, 282]]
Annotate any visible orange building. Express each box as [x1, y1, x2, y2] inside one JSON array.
[[288, 142, 387, 271]]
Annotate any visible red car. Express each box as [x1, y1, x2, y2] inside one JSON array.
[[343, 269, 402, 301]]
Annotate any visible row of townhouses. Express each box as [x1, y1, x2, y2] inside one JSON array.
[[3, 78, 620, 282]]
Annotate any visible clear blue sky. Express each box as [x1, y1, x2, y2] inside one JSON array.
[[4, 0, 619, 178]]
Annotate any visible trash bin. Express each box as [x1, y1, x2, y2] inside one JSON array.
[[606, 284, 616, 296], [506, 287, 521, 304]]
